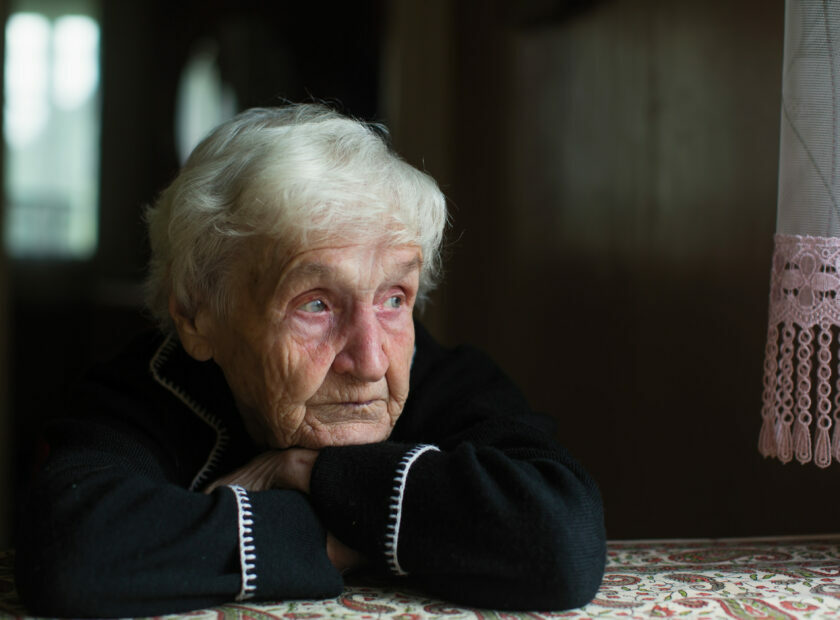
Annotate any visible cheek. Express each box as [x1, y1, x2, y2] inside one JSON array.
[[386, 323, 415, 386], [290, 315, 331, 342], [282, 330, 337, 398], [215, 339, 271, 411], [290, 318, 336, 366]]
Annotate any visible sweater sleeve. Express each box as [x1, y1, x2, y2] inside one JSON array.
[[308, 330, 606, 611], [16, 420, 342, 618]]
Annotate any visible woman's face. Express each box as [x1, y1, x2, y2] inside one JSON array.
[[190, 240, 421, 449]]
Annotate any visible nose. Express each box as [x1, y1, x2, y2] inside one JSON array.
[[332, 306, 388, 382]]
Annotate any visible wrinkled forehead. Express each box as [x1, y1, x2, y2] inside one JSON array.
[[237, 235, 422, 299], [281, 247, 423, 286]]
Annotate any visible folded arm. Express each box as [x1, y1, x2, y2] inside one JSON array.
[[15, 420, 343, 618]]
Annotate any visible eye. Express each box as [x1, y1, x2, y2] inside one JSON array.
[[384, 295, 404, 309], [299, 299, 327, 313]]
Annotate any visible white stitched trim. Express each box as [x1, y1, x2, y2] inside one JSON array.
[[385, 444, 440, 576], [229, 485, 257, 600], [149, 335, 230, 490]]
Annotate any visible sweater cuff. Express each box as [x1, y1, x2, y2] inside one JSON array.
[[310, 442, 439, 575], [229, 486, 343, 601]]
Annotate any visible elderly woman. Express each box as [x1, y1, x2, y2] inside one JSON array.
[[16, 104, 606, 617]]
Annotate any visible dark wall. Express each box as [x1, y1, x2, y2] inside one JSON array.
[[422, 0, 840, 539], [96, 0, 383, 280]]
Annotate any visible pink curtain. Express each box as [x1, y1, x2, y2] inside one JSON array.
[[761, 0, 840, 467]]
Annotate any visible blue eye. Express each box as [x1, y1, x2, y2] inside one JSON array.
[[299, 299, 327, 313], [384, 295, 404, 309]]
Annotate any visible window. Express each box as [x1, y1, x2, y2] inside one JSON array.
[[3, 0, 101, 259]]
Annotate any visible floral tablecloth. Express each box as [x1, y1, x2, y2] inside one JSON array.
[[2, 536, 839, 619]]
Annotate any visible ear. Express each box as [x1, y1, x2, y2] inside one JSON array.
[[169, 293, 215, 361]]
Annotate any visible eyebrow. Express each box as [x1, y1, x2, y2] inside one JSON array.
[[393, 256, 424, 278]]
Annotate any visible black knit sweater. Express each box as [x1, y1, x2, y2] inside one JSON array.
[[15, 321, 606, 617]]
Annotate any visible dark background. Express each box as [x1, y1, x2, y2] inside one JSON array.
[[2, 0, 834, 548]]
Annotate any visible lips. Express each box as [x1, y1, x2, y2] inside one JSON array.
[[307, 398, 387, 422], [307, 393, 387, 407]]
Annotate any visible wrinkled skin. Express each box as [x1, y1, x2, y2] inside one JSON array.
[[173, 239, 422, 572], [174, 240, 421, 450]]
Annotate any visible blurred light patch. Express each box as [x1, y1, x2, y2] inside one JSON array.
[[176, 39, 238, 164], [3, 3, 101, 259], [52, 16, 99, 110], [4, 14, 50, 149]]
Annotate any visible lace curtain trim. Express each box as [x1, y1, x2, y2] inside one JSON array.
[[761, 233, 840, 467]]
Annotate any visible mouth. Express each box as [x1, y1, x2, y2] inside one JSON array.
[[310, 397, 383, 405], [307, 398, 387, 421]]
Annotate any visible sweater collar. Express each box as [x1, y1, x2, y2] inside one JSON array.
[[149, 333, 254, 490]]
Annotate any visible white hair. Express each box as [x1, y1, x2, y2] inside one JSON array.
[[145, 104, 448, 331]]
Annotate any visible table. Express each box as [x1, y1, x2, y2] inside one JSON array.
[[2, 536, 839, 618]]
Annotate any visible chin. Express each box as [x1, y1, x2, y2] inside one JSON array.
[[301, 422, 394, 449]]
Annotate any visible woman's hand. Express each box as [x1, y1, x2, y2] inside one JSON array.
[[327, 532, 368, 573], [205, 449, 368, 573], [204, 448, 319, 494]]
